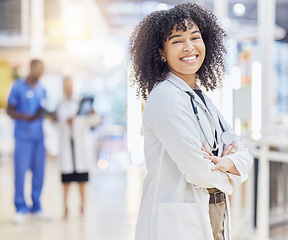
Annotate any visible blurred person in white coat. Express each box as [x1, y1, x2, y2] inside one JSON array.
[[56, 77, 99, 218], [129, 3, 253, 240]]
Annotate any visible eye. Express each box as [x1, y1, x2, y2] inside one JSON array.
[[172, 40, 182, 44], [191, 36, 201, 40]]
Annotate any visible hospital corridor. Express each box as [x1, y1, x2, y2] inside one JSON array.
[[0, 153, 145, 240], [1, 0, 288, 240]]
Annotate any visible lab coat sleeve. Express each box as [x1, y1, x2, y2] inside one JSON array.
[[85, 113, 101, 127], [73, 113, 101, 131], [55, 103, 70, 131], [217, 112, 253, 185], [144, 85, 233, 194]]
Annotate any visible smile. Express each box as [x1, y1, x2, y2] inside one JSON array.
[[180, 55, 198, 63]]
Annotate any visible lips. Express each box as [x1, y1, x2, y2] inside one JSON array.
[[180, 55, 198, 63]]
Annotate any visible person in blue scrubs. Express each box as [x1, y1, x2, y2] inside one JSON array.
[[7, 59, 48, 223]]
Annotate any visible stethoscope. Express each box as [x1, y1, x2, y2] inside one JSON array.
[[167, 79, 237, 151], [186, 91, 237, 151]]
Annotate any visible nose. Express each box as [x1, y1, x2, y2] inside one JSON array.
[[183, 41, 195, 52]]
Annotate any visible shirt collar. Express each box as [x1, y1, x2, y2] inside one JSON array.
[[167, 72, 201, 92], [24, 79, 39, 90]]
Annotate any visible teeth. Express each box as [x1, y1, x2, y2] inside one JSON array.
[[181, 56, 197, 61]]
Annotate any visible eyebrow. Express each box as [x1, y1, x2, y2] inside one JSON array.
[[168, 30, 201, 41]]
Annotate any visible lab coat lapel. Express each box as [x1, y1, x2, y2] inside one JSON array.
[[192, 93, 216, 151], [201, 92, 224, 155], [167, 73, 216, 150]]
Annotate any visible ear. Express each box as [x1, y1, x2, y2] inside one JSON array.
[[159, 49, 166, 62]]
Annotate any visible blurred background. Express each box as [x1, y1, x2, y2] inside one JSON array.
[[0, 0, 288, 239]]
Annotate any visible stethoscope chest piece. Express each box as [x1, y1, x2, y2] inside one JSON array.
[[185, 90, 237, 148], [220, 131, 237, 145]]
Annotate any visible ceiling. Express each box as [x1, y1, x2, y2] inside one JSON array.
[[0, 0, 287, 42], [95, 0, 288, 42]]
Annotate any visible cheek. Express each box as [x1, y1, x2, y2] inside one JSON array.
[[196, 43, 206, 65], [201, 48, 206, 62], [203, 46, 206, 58], [200, 41, 206, 58], [164, 46, 181, 63]]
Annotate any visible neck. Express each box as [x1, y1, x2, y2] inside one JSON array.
[[26, 75, 38, 86], [170, 70, 196, 89]]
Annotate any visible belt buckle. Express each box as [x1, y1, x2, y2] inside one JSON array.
[[214, 191, 223, 205]]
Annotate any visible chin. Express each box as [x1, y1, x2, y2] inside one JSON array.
[[178, 70, 199, 75]]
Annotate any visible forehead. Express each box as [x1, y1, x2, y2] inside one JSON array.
[[170, 21, 200, 34], [32, 63, 44, 69], [64, 79, 72, 86]]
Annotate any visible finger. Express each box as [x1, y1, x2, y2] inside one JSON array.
[[226, 143, 239, 155], [223, 141, 239, 156], [211, 164, 220, 171], [201, 147, 209, 155], [200, 141, 206, 148], [201, 147, 214, 156], [212, 161, 229, 172], [222, 146, 230, 156], [204, 155, 219, 164], [225, 146, 234, 155], [200, 141, 214, 156], [222, 144, 232, 156], [231, 141, 239, 150], [211, 164, 225, 172], [227, 149, 236, 155]]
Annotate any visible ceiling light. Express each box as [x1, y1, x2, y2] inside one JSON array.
[[233, 3, 246, 16], [157, 3, 168, 11]]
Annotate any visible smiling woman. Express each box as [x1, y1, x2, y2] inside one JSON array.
[[129, 3, 227, 100], [160, 24, 206, 89], [129, 3, 253, 240]]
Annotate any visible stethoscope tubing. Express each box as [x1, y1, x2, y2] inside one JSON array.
[[186, 91, 237, 148], [166, 79, 236, 150], [186, 91, 219, 151]]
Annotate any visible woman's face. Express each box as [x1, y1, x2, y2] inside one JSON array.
[[161, 23, 206, 81]]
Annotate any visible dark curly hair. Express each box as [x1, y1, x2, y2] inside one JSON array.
[[129, 3, 227, 100]]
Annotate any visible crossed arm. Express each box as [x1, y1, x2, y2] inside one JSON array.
[[201, 141, 240, 176]]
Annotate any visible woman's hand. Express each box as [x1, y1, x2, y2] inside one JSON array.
[[200, 141, 238, 157], [200, 141, 214, 156], [221, 141, 238, 157], [204, 155, 240, 175], [201, 141, 240, 175]]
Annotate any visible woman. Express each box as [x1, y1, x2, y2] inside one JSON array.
[[57, 77, 99, 218], [129, 3, 253, 240]]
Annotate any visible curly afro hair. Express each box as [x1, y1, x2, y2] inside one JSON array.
[[129, 3, 227, 100]]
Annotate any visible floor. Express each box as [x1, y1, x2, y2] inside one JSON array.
[[1, 157, 288, 240], [0, 158, 145, 240], [271, 225, 288, 240]]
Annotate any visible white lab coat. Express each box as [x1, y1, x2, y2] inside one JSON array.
[[135, 72, 253, 240], [57, 98, 98, 174]]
